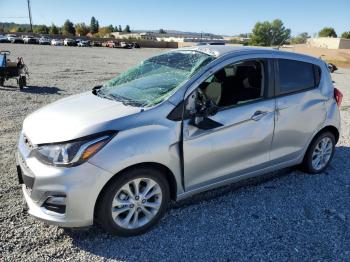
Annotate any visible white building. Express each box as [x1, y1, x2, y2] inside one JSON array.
[[307, 37, 350, 49]]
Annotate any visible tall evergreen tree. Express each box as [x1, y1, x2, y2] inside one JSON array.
[[108, 24, 114, 32], [123, 25, 131, 33], [50, 23, 59, 35], [90, 16, 99, 34], [62, 19, 75, 35]]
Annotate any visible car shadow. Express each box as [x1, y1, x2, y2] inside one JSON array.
[[63, 167, 295, 257], [23, 85, 64, 95], [64, 146, 349, 260], [0, 85, 64, 94]]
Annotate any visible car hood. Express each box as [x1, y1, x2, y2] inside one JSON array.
[[23, 91, 142, 144]]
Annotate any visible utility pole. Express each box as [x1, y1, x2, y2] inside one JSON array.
[[27, 0, 33, 32]]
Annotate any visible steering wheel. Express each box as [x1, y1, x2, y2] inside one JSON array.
[[194, 88, 218, 117], [0, 50, 11, 55]]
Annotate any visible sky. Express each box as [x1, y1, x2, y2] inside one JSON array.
[[0, 0, 349, 36]]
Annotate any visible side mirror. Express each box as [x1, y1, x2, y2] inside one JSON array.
[[186, 90, 222, 130], [186, 89, 218, 118], [203, 99, 219, 117], [194, 97, 219, 119]]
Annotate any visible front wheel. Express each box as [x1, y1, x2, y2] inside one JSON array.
[[18, 76, 26, 89], [96, 167, 170, 236], [302, 132, 335, 174]]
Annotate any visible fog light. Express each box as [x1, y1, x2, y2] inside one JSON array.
[[43, 195, 66, 214], [45, 196, 66, 205]]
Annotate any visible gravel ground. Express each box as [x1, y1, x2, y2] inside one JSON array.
[[0, 44, 349, 261]]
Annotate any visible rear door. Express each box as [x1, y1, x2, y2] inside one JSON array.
[[270, 58, 326, 163]]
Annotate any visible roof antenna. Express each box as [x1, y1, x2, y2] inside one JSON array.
[[274, 35, 290, 50]]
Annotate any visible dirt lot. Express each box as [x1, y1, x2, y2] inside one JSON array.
[[0, 44, 349, 261], [281, 44, 350, 68]]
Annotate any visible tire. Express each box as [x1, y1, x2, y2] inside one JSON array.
[[19, 76, 26, 90], [96, 167, 170, 236], [302, 131, 335, 174], [0, 77, 4, 86]]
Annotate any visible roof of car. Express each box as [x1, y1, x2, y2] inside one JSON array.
[[179, 45, 321, 64]]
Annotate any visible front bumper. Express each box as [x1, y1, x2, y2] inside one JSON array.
[[17, 133, 113, 228]]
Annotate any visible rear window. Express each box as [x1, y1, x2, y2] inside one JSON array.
[[278, 59, 321, 95]]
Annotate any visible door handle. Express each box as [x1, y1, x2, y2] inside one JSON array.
[[251, 110, 268, 121]]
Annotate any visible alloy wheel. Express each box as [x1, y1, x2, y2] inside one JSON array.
[[111, 178, 162, 229], [311, 137, 333, 171]]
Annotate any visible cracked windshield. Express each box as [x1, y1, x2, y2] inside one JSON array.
[[98, 51, 214, 107]]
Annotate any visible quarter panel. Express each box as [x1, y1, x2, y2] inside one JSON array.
[[88, 121, 184, 194], [271, 89, 327, 162]]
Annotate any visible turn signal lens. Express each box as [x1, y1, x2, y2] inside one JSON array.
[[82, 140, 107, 160]]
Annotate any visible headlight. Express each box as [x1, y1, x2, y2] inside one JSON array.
[[32, 131, 116, 167]]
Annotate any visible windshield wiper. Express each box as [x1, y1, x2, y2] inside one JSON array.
[[109, 94, 146, 107], [96, 89, 146, 107], [95, 89, 114, 101]]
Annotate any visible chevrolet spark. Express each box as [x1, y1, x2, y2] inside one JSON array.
[[17, 46, 342, 236]]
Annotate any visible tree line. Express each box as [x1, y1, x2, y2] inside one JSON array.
[[0, 17, 131, 38], [232, 19, 350, 46], [1, 18, 349, 46]]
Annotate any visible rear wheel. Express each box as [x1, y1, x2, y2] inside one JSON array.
[[302, 132, 335, 174], [96, 167, 170, 236], [18, 76, 26, 89]]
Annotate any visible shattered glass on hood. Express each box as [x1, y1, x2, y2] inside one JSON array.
[[99, 51, 214, 107]]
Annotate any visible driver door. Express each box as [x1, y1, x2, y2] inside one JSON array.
[[182, 58, 276, 191]]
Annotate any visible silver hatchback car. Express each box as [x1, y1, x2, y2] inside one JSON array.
[[17, 46, 342, 236]]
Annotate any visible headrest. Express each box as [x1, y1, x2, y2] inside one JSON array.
[[214, 69, 226, 82]]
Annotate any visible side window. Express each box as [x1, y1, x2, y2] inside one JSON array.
[[278, 59, 320, 95], [198, 59, 267, 108]]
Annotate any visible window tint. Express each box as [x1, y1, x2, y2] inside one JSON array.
[[278, 59, 319, 95], [198, 60, 267, 108], [314, 65, 321, 86]]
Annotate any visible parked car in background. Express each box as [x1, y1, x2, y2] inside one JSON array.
[[131, 42, 140, 48], [77, 40, 90, 47], [196, 42, 225, 46], [16, 46, 342, 236], [7, 34, 23, 43], [51, 39, 63, 46], [106, 40, 118, 48], [6, 34, 18, 42], [75, 39, 82, 45], [64, 38, 76, 46], [91, 41, 102, 47], [23, 35, 38, 44], [0, 35, 10, 43], [120, 42, 132, 49], [38, 37, 51, 45]]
